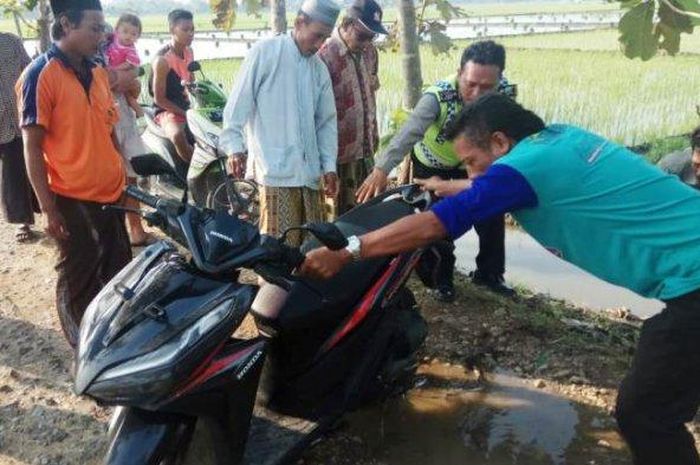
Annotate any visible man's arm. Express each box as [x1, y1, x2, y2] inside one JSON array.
[[107, 62, 139, 94], [221, 46, 262, 177], [302, 164, 539, 279], [152, 57, 186, 117], [316, 67, 339, 197], [356, 94, 440, 203], [300, 211, 447, 279], [22, 126, 68, 240], [415, 176, 472, 198], [374, 93, 440, 173]]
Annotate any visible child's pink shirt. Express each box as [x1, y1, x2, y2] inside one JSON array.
[[105, 39, 140, 68]]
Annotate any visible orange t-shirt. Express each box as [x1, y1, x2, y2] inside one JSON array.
[[16, 44, 125, 203]]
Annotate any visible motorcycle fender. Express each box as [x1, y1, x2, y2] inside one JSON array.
[[104, 406, 195, 465]]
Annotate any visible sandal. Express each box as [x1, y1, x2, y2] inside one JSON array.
[[15, 224, 35, 244]]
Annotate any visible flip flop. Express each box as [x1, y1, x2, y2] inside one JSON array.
[[15, 225, 36, 244]]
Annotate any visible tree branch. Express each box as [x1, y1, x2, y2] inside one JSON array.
[[658, 0, 700, 20]]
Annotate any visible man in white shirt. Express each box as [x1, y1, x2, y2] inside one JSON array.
[[221, 0, 340, 246]]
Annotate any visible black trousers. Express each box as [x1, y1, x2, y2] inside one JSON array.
[[411, 153, 505, 288], [615, 288, 700, 465], [54, 195, 132, 348], [0, 137, 38, 225]]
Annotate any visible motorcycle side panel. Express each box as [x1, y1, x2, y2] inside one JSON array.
[[104, 406, 195, 465], [242, 406, 327, 465]]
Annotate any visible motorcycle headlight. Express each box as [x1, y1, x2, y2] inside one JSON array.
[[86, 300, 233, 405]]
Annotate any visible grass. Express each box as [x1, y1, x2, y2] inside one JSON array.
[[499, 27, 700, 55], [197, 40, 700, 149]]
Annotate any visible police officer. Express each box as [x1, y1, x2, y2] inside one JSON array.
[[356, 40, 515, 301]]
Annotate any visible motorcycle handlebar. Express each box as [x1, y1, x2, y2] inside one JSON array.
[[125, 185, 160, 209]]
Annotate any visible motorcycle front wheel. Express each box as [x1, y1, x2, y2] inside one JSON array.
[[206, 179, 260, 225]]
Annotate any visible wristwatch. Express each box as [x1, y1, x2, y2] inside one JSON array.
[[345, 235, 362, 262]]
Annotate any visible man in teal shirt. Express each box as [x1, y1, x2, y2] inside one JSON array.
[[301, 93, 700, 465]]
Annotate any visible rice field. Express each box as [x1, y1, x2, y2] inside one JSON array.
[[196, 38, 700, 147], [498, 27, 700, 55], [1, 1, 619, 36]]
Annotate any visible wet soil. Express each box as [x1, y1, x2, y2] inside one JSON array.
[[0, 216, 696, 465]]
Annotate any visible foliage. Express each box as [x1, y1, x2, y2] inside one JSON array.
[[209, 0, 262, 32], [382, 0, 467, 55], [378, 107, 411, 152], [616, 0, 700, 60]]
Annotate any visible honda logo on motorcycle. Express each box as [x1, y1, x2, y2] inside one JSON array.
[[210, 231, 235, 244], [237, 349, 263, 380]]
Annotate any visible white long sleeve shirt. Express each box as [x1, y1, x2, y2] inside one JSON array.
[[220, 34, 338, 189]]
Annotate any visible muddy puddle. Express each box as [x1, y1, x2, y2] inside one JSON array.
[[343, 362, 628, 465]]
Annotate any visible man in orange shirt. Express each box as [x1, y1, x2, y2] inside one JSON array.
[[17, 0, 131, 348]]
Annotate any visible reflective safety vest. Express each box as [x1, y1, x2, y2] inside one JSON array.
[[413, 75, 463, 169]]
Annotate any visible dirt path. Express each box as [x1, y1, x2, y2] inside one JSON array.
[[0, 216, 695, 465]]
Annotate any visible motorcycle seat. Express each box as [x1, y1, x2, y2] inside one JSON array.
[[276, 198, 416, 332], [143, 107, 171, 141]]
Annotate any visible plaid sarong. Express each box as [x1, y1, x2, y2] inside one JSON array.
[[326, 157, 374, 220], [259, 186, 324, 247]]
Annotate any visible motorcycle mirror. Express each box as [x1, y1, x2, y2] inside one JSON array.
[[303, 223, 348, 251], [131, 155, 178, 177], [187, 61, 202, 73]]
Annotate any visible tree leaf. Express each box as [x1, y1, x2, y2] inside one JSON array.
[[658, 0, 694, 33], [210, 0, 237, 32], [425, 21, 453, 55], [618, 2, 658, 60], [21, 0, 37, 11], [656, 22, 682, 54], [242, 0, 262, 18], [432, 0, 466, 23], [671, 0, 700, 26]]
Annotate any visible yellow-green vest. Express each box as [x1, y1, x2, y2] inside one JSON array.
[[413, 75, 463, 169]]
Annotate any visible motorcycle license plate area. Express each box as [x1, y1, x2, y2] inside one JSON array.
[[74, 241, 255, 405]]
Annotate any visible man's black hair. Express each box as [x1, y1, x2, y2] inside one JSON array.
[[691, 126, 700, 151], [168, 9, 193, 29], [460, 40, 506, 72], [51, 10, 84, 41], [445, 92, 545, 147]]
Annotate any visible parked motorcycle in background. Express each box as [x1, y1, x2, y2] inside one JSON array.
[[138, 61, 258, 224]]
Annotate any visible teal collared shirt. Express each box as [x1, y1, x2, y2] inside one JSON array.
[[496, 124, 700, 300]]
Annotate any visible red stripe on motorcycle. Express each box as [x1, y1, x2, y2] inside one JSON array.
[[172, 343, 257, 398], [321, 258, 400, 353]]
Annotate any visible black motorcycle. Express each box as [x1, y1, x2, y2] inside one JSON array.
[[73, 165, 431, 465]]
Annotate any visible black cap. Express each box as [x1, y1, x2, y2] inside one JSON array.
[[347, 0, 388, 35], [50, 0, 102, 16]]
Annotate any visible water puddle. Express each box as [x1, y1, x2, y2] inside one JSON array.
[[454, 229, 662, 319], [344, 363, 627, 465]]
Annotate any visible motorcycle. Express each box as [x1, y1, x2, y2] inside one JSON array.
[[138, 60, 258, 222], [74, 160, 431, 465]]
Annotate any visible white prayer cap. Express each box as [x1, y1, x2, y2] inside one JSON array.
[[299, 0, 340, 26]]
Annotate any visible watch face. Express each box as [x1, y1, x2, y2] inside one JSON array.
[[346, 236, 361, 259]]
